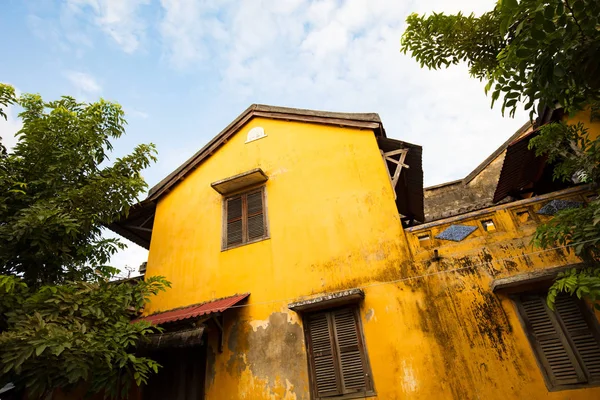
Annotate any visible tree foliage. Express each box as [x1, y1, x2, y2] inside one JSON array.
[[0, 83, 169, 398], [0, 84, 157, 287], [530, 119, 600, 307], [0, 275, 170, 399], [0, 83, 16, 155], [401, 1, 600, 307], [401, 0, 600, 117], [0, 83, 15, 121]]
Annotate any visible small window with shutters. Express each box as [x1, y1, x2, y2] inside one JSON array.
[[304, 306, 375, 399], [514, 292, 600, 390], [223, 187, 268, 250]]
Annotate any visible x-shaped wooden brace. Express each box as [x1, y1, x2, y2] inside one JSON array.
[[380, 148, 409, 199]]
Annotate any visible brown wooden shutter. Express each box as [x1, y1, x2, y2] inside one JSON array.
[[554, 295, 600, 382], [332, 308, 369, 394], [246, 190, 265, 240], [226, 196, 243, 247], [305, 307, 373, 399], [517, 294, 586, 386], [306, 312, 341, 397]]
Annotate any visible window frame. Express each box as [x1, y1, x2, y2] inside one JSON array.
[[512, 292, 600, 391], [221, 186, 269, 251], [303, 305, 376, 400]]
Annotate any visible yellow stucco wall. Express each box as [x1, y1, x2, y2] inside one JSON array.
[[145, 117, 408, 398], [141, 114, 600, 399], [401, 186, 598, 400], [146, 117, 407, 313]]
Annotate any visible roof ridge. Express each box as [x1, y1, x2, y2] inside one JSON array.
[[147, 104, 384, 200]]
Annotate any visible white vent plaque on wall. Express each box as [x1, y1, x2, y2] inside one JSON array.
[[245, 126, 267, 143]]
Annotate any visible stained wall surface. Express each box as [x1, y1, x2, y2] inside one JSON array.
[[139, 114, 600, 399]]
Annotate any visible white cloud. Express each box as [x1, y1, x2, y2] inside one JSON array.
[[111, 0, 528, 267], [65, 71, 102, 95], [65, 0, 149, 53], [157, 0, 523, 185], [159, 0, 228, 69]]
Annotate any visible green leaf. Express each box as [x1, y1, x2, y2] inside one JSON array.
[[543, 20, 555, 33], [531, 29, 545, 40], [35, 345, 47, 356], [515, 20, 525, 36], [500, 17, 510, 36], [515, 48, 532, 58], [501, 0, 518, 10]]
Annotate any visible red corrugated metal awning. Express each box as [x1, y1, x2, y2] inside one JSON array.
[[135, 293, 250, 325]]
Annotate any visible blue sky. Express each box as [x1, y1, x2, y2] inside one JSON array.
[[0, 0, 526, 276]]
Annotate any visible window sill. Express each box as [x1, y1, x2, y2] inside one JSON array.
[[221, 236, 270, 252], [546, 381, 600, 392], [317, 390, 376, 400]]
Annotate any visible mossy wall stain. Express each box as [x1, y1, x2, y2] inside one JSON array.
[[470, 288, 512, 360], [415, 278, 477, 400], [218, 312, 308, 399], [246, 313, 307, 395]]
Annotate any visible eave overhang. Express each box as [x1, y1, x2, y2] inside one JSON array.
[[211, 168, 268, 195], [108, 200, 156, 250]]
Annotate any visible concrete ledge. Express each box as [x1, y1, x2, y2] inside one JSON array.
[[211, 168, 268, 195], [288, 289, 365, 312], [408, 184, 593, 232], [491, 263, 585, 293]]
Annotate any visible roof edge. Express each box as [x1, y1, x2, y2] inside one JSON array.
[[147, 104, 384, 201], [421, 120, 532, 192], [462, 121, 532, 185], [424, 179, 463, 191]]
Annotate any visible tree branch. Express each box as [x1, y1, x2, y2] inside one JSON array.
[[563, 0, 586, 40]]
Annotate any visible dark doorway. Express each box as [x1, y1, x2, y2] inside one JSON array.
[[142, 342, 207, 400]]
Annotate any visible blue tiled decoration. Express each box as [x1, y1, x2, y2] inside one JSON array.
[[435, 225, 478, 241], [537, 199, 583, 215]]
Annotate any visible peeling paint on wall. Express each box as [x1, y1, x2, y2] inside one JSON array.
[[401, 359, 418, 393], [220, 312, 309, 399], [365, 308, 375, 322]]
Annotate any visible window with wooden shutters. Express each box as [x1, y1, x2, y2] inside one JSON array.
[[304, 306, 374, 399], [514, 293, 600, 390], [223, 187, 268, 249]]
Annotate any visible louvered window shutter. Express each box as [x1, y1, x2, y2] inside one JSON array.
[[517, 293, 600, 388], [226, 196, 243, 247], [224, 188, 267, 249], [305, 307, 372, 399], [246, 191, 265, 240], [332, 308, 369, 394], [307, 313, 341, 397], [554, 295, 600, 382]]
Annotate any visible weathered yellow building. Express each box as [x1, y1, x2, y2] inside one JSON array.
[[113, 105, 600, 399]]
